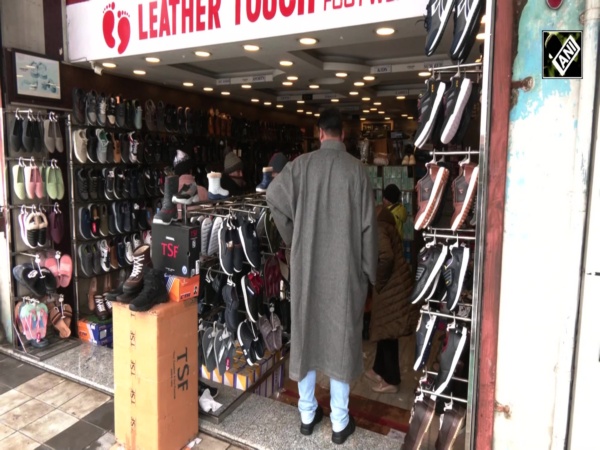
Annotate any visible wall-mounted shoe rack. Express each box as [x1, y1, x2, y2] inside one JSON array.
[[1, 107, 80, 360]]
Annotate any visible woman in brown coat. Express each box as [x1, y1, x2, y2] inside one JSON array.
[[365, 205, 417, 393]]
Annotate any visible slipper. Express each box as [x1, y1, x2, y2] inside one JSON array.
[[44, 254, 59, 277], [202, 324, 218, 372], [13, 164, 26, 200], [58, 254, 73, 288], [371, 382, 398, 394], [14, 301, 24, 335], [214, 325, 228, 375], [61, 303, 73, 329], [50, 306, 71, 338]]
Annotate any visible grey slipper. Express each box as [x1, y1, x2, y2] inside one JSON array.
[[54, 119, 64, 153], [203, 325, 218, 372], [44, 119, 55, 153]]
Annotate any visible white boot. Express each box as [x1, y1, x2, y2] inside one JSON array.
[[207, 172, 229, 200]]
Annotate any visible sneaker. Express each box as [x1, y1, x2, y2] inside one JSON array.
[[241, 275, 260, 323], [88, 169, 99, 200], [238, 216, 261, 269], [218, 221, 235, 276], [114, 167, 124, 200], [222, 284, 240, 336], [108, 203, 118, 235], [123, 244, 152, 293], [116, 237, 127, 267], [112, 202, 123, 233], [96, 128, 109, 163], [124, 236, 134, 265], [86, 128, 98, 163], [424, 0, 456, 56], [409, 244, 448, 304], [434, 325, 468, 395], [435, 403, 466, 450], [248, 321, 265, 361], [201, 217, 213, 256], [440, 76, 473, 144], [143, 230, 152, 247], [414, 79, 447, 149], [109, 239, 119, 269], [452, 83, 479, 145], [449, 0, 485, 62], [132, 232, 142, 250], [237, 321, 256, 366], [78, 207, 92, 240], [78, 244, 94, 277], [104, 168, 115, 200], [99, 240, 111, 272], [300, 406, 324, 436], [85, 90, 98, 125], [129, 268, 168, 312], [122, 202, 132, 233], [105, 269, 128, 301], [107, 96, 117, 126], [442, 244, 470, 312], [414, 310, 438, 371], [199, 381, 219, 399], [403, 396, 436, 449], [76, 169, 90, 201], [414, 162, 450, 230], [94, 295, 109, 320], [91, 244, 102, 274], [331, 416, 356, 445], [72, 88, 86, 125], [172, 183, 199, 205], [207, 217, 222, 256], [450, 163, 479, 231], [136, 203, 150, 230]]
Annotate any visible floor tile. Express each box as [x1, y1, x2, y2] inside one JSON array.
[[82, 401, 114, 432], [197, 433, 230, 450], [59, 388, 111, 419], [0, 399, 55, 430], [0, 422, 15, 440], [0, 362, 44, 389], [16, 373, 65, 397], [36, 380, 87, 408], [0, 431, 40, 450], [0, 389, 32, 415], [44, 420, 105, 450], [84, 431, 116, 450], [20, 409, 78, 443], [33, 445, 53, 450], [226, 445, 246, 449], [0, 384, 11, 396]]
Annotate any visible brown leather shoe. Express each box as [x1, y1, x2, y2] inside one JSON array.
[[414, 163, 449, 230], [450, 162, 479, 232], [122, 244, 152, 294], [402, 397, 436, 450]]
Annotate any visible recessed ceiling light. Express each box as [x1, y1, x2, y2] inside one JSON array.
[[363, 75, 375, 81], [385, 117, 391, 120], [287, 76, 299, 81], [297, 100, 305, 104], [336, 72, 348, 78], [195, 51, 211, 57], [401, 114, 408, 117], [243, 44, 260, 51], [481, 15, 486, 24], [297, 109, 304, 113], [376, 27, 395, 36], [363, 109, 370, 113], [362, 97, 371, 102], [418, 71, 431, 77], [145, 57, 160, 63], [276, 104, 284, 108], [396, 96, 406, 100], [370, 107, 377, 111], [102, 62, 117, 68], [354, 81, 365, 87], [349, 91, 359, 95], [133, 70, 146, 75], [306, 111, 313, 115], [251, 98, 260, 102], [242, 84, 252, 89], [264, 101, 272, 106], [373, 102, 382, 106], [222, 91, 230, 96], [183, 82, 194, 87], [280, 60, 294, 66], [204, 87, 214, 92], [476, 33, 486, 40], [282, 81, 293, 86], [314, 113, 320, 117], [299, 37, 318, 45], [360, 117, 366, 121], [331, 98, 339, 103], [408, 116, 414, 120], [309, 84, 320, 89], [378, 111, 385, 114]]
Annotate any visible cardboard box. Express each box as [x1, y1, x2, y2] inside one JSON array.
[[113, 300, 198, 450], [152, 223, 201, 277], [78, 316, 113, 346], [165, 274, 200, 302]]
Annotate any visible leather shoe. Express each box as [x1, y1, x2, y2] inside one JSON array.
[[300, 405, 323, 436], [332, 415, 356, 445]]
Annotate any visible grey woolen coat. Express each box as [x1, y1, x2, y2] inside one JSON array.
[[266, 140, 378, 384]]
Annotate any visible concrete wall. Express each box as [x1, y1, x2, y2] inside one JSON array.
[[494, 1, 588, 449]]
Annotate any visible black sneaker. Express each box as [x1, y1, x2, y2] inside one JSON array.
[[76, 169, 90, 201], [108, 203, 117, 235], [86, 128, 98, 162], [114, 167, 124, 199], [96, 169, 106, 199], [414, 79, 447, 149], [85, 90, 98, 125], [248, 321, 265, 361], [404, 397, 436, 449], [122, 202, 132, 233], [241, 275, 260, 323], [72, 88, 86, 125], [300, 406, 324, 436], [89, 204, 101, 238], [449, 0, 485, 62], [129, 169, 139, 199], [92, 243, 102, 274], [112, 201, 124, 233], [129, 268, 168, 312], [332, 416, 356, 445], [116, 100, 127, 128], [442, 244, 470, 312], [237, 321, 256, 366], [136, 203, 149, 230], [120, 133, 130, 163], [104, 168, 115, 200], [409, 244, 448, 304], [434, 325, 468, 396], [413, 310, 438, 371], [144, 169, 154, 196], [238, 216, 261, 269], [451, 82, 479, 145], [137, 171, 146, 198], [107, 96, 117, 126], [78, 243, 94, 277], [424, 0, 456, 56], [88, 169, 99, 200], [440, 76, 473, 145], [218, 221, 235, 276], [79, 207, 92, 239], [222, 284, 240, 336], [116, 237, 127, 267]]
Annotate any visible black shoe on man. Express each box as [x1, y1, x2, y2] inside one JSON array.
[[300, 405, 324, 436]]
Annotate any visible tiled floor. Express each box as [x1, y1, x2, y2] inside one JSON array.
[[0, 354, 246, 450]]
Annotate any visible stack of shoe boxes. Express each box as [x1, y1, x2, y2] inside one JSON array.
[[77, 316, 113, 347]]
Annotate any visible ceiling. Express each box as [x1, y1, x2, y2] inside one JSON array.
[[79, 16, 485, 122]]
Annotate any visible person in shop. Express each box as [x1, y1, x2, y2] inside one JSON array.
[[220, 150, 247, 196], [266, 107, 378, 445], [382, 184, 407, 240], [364, 204, 416, 393]]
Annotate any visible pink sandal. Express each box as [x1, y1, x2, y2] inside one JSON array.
[[58, 254, 72, 288]]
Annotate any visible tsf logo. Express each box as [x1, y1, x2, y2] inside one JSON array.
[[161, 242, 179, 258], [102, 2, 131, 54], [543, 31, 582, 79]]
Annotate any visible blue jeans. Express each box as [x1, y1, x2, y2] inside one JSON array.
[[298, 370, 350, 433]]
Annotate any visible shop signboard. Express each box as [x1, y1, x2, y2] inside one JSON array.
[[66, 0, 428, 63]]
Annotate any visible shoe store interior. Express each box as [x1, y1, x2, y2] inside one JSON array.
[[1, 1, 489, 449]]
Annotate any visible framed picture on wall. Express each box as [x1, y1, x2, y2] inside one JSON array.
[[13, 51, 61, 100]]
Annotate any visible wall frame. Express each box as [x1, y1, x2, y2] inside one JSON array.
[[13, 50, 61, 100]]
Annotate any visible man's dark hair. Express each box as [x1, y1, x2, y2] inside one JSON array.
[[383, 184, 401, 204], [317, 108, 343, 137]]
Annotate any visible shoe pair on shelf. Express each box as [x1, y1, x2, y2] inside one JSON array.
[[218, 214, 262, 276]]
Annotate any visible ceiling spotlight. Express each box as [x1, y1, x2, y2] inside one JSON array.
[[476, 33, 486, 40], [370, 107, 377, 111], [378, 111, 385, 114], [418, 71, 431, 77], [401, 114, 408, 117], [299, 37, 318, 45], [282, 81, 293, 86], [360, 117, 366, 121], [354, 81, 365, 87], [331, 98, 339, 103], [276, 104, 284, 108], [133, 70, 146, 75], [362, 97, 371, 102], [145, 57, 160, 63], [385, 117, 391, 120], [315, 113, 320, 117], [287, 76, 299, 81], [363, 75, 375, 81], [309, 84, 320, 89], [102, 62, 117, 68], [376, 27, 395, 36], [297, 100, 305, 104], [408, 116, 414, 120], [203, 87, 214, 92], [374, 102, 382, 106], [280, 60, 294, 66], [363, 109, 370, 113], [251, 98, 260, 102], [264, 101, 272, 105], [396, 96, 406, 100], [336, 72, 348, 78], [297, 109, 304, 113], [222, 91, 230, 96], [242, 84, 252, 89], [183, 82, 194, 87], [195, 51, 211, 57], [306, 111, 313, 115], [243, 44, 260, 51], [349, 91, 359, 95]]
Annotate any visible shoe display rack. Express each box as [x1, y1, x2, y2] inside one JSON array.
[[1, 107, 80, 360]]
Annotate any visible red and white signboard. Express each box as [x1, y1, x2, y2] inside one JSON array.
[[66, 0, 428, 62]]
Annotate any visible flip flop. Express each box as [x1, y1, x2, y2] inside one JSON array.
[[58, 254, 73, 288], [214, 325, 228, 375], [20, 303, 35, 341], [14, 301, 24, 335], [202, 324, 218, 372], [35, 303, 48, 340], [49, 306, 71, 338]]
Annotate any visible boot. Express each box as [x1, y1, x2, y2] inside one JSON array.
[[255, 167, 273, 193], [105, 269, 128, 301], [123, 244, 152, 294], [173, 174, 199, 205], [129, 268, 168, 312], [207, 172, 229, 201], [152, 175, 178, 225]]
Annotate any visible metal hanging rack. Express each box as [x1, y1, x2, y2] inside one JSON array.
[[417, 388, 468, 404], [420, 308, 472, 322], [429, 61, 483, 74], [428, 147, 479, 157], [423, 230, 477, 241], [426, 370, 469, 384]]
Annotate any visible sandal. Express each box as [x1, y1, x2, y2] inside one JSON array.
[[49, 305, 71, 338]]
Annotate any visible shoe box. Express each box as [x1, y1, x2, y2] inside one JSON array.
[[78, 316, 113, 347], [113, 299, 198, 450], [165, 274, 200, 302], [152, 223, 201, 277]]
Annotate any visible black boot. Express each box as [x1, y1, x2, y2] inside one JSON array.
[[129, 269, 168, 312], [152, 175, 178, 225]]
